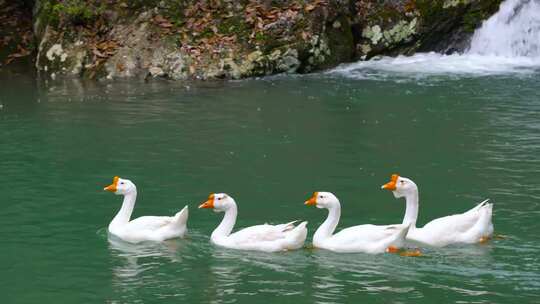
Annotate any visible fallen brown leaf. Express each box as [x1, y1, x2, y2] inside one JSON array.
[[92, 49, 107, 58], [154, 15, 168, 24]]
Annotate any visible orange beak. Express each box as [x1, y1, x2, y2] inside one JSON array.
[[304, 192, 318, 206], [381, 174, 399, 191], [104, 176, 119, 192], [199, 194, 215, 209]]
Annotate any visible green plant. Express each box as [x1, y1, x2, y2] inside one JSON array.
[[51, 0, 99, 25]]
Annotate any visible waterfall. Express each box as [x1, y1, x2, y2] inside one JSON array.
[[468, 0, 540, 58], [331, 0, 540, 79]]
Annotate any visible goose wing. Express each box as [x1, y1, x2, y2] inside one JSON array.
[[331, 224, 404, 244], [229, 223, 292, 244], [127, 216, 173, 231]]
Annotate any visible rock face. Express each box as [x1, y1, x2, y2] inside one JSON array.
[[3, 0, 503, 80]]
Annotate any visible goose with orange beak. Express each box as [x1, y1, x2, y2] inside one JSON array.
[[199, 193, 308, 252], [304, 191, 410, 254], [381, 174, 494, 247], [103, 176, 188, 243]]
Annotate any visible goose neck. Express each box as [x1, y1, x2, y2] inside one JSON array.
[[403, 190, 419, 228], [211, 203, 238, 240], [110, 191, 137, 228], [313, 202, 341, 244]]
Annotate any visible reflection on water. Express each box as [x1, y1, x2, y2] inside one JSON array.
[[205, 244, 310, 302], [106, 228, 535, 303], [107, 235, 191, 302]]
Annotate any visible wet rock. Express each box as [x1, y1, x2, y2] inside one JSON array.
[[277, 49, 300, 73], [354, 0, 502, 59], [45, 44, 66, 62], [149, 66, 165, 77]]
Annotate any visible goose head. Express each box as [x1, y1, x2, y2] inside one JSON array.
[[304, 191, 340, 209], [381, 174, 417, 198], [199, 193, 235, 213], [104, 176, 136, 195]]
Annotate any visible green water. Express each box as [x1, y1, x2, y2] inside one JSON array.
[[1, 70, 539, 303]]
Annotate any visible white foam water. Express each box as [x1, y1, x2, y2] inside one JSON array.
[[469, 0, 540, 58], [332, 0, 540, 79]]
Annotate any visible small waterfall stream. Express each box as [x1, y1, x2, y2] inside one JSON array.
[[469, 0, 540, 58], [332, 0, 540, 78]]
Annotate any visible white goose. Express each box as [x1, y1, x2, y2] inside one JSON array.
[[198, 193, 308, 252], [104, 176, 188, 243], [304, 192, 411, 254], [381, 174, 494, 247]]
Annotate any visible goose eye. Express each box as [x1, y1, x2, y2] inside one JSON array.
[[120, 182, 124, 185], [319, 195, 323, 198], [400, 180, 405, 184]]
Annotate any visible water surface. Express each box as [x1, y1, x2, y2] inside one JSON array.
[[1, 69, 539, 303]]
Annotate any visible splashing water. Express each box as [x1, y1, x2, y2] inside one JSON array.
[[469, 0, 540, 58], [332, 0, 540, 79]]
